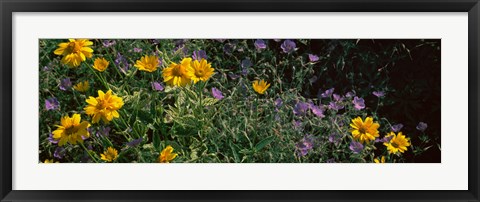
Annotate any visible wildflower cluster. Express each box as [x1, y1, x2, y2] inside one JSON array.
[[39, 39, 439, 163]]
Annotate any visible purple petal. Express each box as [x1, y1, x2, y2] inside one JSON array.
[[126, 138, 143, 147], [48, 133, 58, 144], [416, 122, 428, 132], [281, 40, 296, 53], [54, 147, 66, 159], [349, 141, 364, 154], [373, 91, 385, 98], [391, 124, 404, 133], [310, 104, 325, 118], [151, 81, 164, 91], [353, 96, 365, 110], [212, 87, 224, 100], [321, 88, 335, 98], [192, 50, 208, 61], [59, 78, 72, 91], [254, 39, 267, 50], [308, 54, 319, 62], [293, 102, 309, 116], [45, 97, 59, 111], [274, 98, 283, 108]]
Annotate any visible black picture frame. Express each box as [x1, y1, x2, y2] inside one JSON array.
[[1, 0, 479, 201]]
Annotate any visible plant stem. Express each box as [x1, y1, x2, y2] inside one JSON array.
[[80, 142, 98, 163]]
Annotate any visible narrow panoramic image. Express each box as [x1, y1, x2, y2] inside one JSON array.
[[39, 39, 440, 163]]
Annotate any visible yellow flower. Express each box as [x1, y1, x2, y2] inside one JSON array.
[[54, 39, 94, 67], [383, 132, 411, 154], [100, 147, 118, 162], [186, 59, 215, 83], [158, 145, 178, 163], [73, 81, 90, 92], [52, 114, 90, 146], [134, 55, 159, 72], [162, 58, 192, 87], [44, 159, 58, 163], [84, 90, 124, 124], [93, 57, 109, 72], [349, 116, 380, 144], [252, 80, 270, 94], [374, 156, 386, 163]]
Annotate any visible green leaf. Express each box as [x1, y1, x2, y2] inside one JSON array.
[[202, 98, 218, 106], [255, 136, 275, 151], [229, 142, 240, 163], [153, 130, 161, 152]]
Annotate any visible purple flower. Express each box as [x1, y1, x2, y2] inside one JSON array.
[[241, 59, 252, 76], [417, 122, 428, 132], [385, 135, 393, 142], [96, 126, 111, 137], [48, 133, 58, 144], [151, 81, 164, 91], [391, 124, 404, 133], [254, 39, 267, 50], [192, 50, 208, 61], [115, 53, 129, 74], [281, 40, 296, 53], [241, 58, 252, 68], [328, 133, 342, 145], [345, 91, 355, 98], [293, 101, 309, 116], [333, 94, 343, 102], [296, 135, 314, 157], [373, 91, 385, 98], [45, 97, 59, 111], [321, 88, 335, 98], [102, 40, 116, 48], [326, 158, 336, 163], [59, 78, 72, 91], [42, 66, 50, 71], [309, 104, 325, 118], [376, 134, 393, 143], [274, 98, 283, 108], [308, 54, 319, 62], [133, 47, 142, 53], [126, 137, 143, 147], [353, 96, 365, 110], [223, 43, 234, 54], [329, 101, 344, 111], [54, 147, 66, 159], [212, 88, 224, 100], [349, 141, 364, 154]]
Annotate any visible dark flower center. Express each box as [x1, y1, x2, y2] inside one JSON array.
[[67, 42, 81, 53], [172, 65, 183, 77], [358, 126, 367, 134], [196, 69, 204, 77], [65, 126, 79, 136], [391, 141, 399, 148]]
